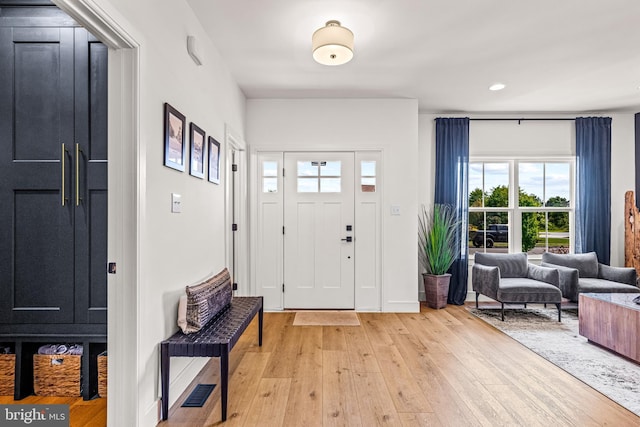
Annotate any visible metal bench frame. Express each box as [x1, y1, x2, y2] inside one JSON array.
[[160, 296, 263, 421]]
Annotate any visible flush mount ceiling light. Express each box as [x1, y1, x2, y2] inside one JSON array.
[[312, 20, 354, 66], [489, 83, 506, 91]]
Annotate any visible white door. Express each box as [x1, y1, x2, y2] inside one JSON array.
[[284, 152, 355, 309]]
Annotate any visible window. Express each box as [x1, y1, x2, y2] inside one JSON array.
[[469, 162, 511, 253], [262, 161, 278, 193], [361, 160, 376, 192], [469, 159, 573, 257], [297, 161, 341, 193]]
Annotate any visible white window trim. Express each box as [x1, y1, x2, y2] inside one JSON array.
[[469, 156, 575, 259]]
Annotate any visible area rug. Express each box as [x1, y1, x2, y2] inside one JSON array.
[[468, 307, 640, 416], [292, 311, 360, 326]]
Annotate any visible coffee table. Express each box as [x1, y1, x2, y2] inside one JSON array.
[[578, 293, 640, 363]]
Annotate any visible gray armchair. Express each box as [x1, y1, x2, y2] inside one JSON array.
[[473, 252, 562, 321], [541, 252, 639, 302]]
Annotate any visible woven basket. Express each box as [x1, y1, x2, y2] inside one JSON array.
[[33, 354, 81, 397], [97, 352, 107, 397], [0, 354, 15, 396]]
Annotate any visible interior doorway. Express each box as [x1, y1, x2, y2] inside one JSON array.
[[52, 0, 141, 425]]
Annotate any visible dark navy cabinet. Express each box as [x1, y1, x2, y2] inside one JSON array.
[[0, 2, 107, 399]]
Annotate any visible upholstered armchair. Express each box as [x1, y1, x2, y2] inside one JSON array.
[[541, 252, 639, 302], [472, 252, 562, 321]]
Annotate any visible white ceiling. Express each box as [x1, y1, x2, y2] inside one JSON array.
[[186, 0, 640, 113]]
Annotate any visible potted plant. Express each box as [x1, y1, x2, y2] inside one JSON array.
[[418, 203, 460, 309]]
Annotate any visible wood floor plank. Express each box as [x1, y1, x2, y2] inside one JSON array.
[[361, 312, 411, 335], [252, 312, 296, 353], [390, 333, 479, 426], [322, 350, 362, 426], [282, 373, 323, 426], [352, 372, 402, 426], [344, 326, 381, 373], [360, 318, 395, 347], [395, 312, 450, 353], [262, 324, 305, 378], [243, 378, 291, 427], [292, 326, 323, 378], [482, 384, 554, 427], [398, 412, 442, 427], [371, 343, 433, 413], [322, 326, 348, 351], [202, 351, 271, 426]]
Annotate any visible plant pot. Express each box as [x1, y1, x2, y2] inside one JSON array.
[[423, 273, 451, 309]]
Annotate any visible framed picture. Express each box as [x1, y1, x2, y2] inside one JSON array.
[[208, 136, 221, 184], [164, 103, 186, 171], [189, 122, 206, 178]]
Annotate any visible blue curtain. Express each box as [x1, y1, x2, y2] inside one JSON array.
[[434, 118, 469, 305], [575, 117, 611, 264]]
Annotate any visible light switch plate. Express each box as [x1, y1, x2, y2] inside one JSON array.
[[391, 205, 401, 215], [171, 193, 182, 213]]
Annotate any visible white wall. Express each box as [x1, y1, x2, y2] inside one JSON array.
[[247, 99, 420, 312], [88, 0, 246, 425], [419, 113, 636, 299]]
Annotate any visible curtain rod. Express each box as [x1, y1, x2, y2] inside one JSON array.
[[468, 118, 576, 124]]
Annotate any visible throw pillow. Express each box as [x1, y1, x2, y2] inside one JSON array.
[[177, 295, 188, 333], [179, 268, 233, 334]]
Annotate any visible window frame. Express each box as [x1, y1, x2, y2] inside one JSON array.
[[261, 160, 279, 193], [296, 160, 342, 193], [468, 157, 575, 259]]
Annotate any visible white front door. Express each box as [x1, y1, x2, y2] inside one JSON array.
[[284, 152, 355, 309]]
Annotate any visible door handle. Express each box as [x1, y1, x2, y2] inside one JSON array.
[[61, 143, 69, 206], [341, 236, 353, 242], [75, 143, 83, 206]]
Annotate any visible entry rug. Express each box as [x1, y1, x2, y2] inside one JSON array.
[[293, 311, 360, 326], [468, 307, 640, 417]]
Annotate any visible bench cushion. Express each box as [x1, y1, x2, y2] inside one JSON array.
[[178, 268, 233, 334]]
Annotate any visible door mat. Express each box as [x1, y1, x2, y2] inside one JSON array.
[[181, 384, 216, 407], [293, 311, 360, 326]]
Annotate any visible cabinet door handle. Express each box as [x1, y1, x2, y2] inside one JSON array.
[[61, 143, 68, 206], [76, 143, 83, 206]]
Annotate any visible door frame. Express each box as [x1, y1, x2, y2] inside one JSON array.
[[224, 124, 249, 296], [53, 1, 140, 425], [250, 148, 383, 312]]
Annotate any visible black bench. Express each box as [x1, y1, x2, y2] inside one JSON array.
[[160, 296, 263, 421]]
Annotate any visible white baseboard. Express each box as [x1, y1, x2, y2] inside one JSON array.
[[354, 307, 382, 312], [384, 300, 420, 312]]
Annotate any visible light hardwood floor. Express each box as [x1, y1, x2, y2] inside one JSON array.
[[2, 304, 638, 426], [0, 395, 106, 426], [159, 304, 640, 426]]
